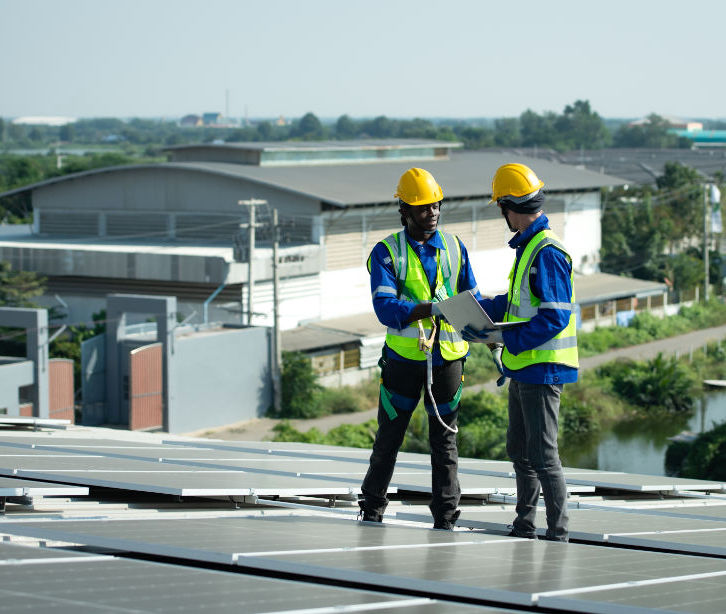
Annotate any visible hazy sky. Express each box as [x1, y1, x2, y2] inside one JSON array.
[[2, 0, 725, 121]]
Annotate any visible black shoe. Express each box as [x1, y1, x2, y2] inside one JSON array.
[[539, 535, 569, 543], [357, 508, 382, 523], [506, 525, 535, 539], [433, 509, 461, 530]]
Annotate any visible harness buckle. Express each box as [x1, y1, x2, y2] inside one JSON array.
[[417, 318, 437, 353]]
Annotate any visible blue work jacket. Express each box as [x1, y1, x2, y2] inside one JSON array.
[[369, 227, 481, 365], [479, 215, 579, 385]]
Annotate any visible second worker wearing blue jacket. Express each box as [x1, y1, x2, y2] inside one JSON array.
[[463, 163, 579, 542]]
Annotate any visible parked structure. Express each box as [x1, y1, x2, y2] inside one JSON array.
[[82, 294, 272, 433], [0, 307, 73, 421]]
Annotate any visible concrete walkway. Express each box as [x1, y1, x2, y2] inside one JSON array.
[[191, 324, 726, 442]]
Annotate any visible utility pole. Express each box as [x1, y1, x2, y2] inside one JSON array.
[[271, 208, 282, 413], [236, 198, 282, 414], [237, 199, 266, 325], [704, 184, 709, 302], [247, 204, 255, 325]]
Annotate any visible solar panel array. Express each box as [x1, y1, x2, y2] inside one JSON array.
[[0, 542, 494, 614], [1, 428, 726, 613]]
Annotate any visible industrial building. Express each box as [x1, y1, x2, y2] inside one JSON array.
[[0, 139, 624, 334]]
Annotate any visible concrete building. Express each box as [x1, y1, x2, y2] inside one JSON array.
[[0, 140, 625, 335], [0, 307, 74, 422]]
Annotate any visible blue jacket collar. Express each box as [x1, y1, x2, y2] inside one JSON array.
[[508, 214, 550, 250], [404, 227, 445, 249]]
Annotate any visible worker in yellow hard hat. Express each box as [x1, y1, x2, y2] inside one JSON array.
[[358, 167, 483, 530], [463, 162, 579, 542]]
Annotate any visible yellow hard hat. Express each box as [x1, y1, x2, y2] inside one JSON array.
[[395, 168, 444, 206], [490, 163, 544, 204]]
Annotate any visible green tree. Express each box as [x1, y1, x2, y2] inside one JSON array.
[[292, 112, 324, 140], [335, 114, 356, 139], [0, 261, 46, 307], [656, 161, 703, 246], [556, 100, 609, 149], [600, 188, 665, 278], [494, 117, 520, 146], [613, 113, 690, 148], [362, 115, 394, 138], [277, 351, 323, 418], [256, 121, 273, 140], [519, 109, 556, 147], [59, 124, 74, 143]]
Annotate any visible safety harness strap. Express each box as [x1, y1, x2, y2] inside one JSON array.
[[380, 383, 398, 420]]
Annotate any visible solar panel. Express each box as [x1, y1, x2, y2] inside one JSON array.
[[0, 543, 493, 614], [0, 476, 87, 497], [538, 573, 726, 613], [0, 445, 364, 497], [609, 529, 726, 557], [5, 515, 726, 609], [0, 438, 528, 497], [0, 417, 70, 428], [0, 541, 102, 562], [456, 506, 726, 535]]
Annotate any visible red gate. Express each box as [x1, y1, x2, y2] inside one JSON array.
[[129, 343, 163, 431]]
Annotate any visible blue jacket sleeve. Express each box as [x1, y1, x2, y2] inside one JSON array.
[[368, 242, 414, 329], [501, 246, 573, 355]]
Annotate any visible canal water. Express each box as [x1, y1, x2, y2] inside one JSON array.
[[560, 389, 726, 476]]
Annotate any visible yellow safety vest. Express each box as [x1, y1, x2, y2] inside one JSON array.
[[368, 230, 468, 362], [502, 229, 579, 371]]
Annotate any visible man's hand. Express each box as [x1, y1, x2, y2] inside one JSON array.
[[430, 302, 448, 324], [462, 325, 503, 345], [488, 343, 507, 387]]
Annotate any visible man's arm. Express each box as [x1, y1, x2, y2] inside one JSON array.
[[369, 242, 430, 328]]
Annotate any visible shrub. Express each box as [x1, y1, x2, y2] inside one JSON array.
[[560, 395, 601, 436], [664, 440, 691, 476], [271, 419, 377, 449], [456, 390, 509, 460], [318, 386, 364, 414], [577, 299, 726, 357], [680, 421, 726, 481], [460, 344, 500, 386], [598, 354, 698, 413], [277, 351, 323, 419]]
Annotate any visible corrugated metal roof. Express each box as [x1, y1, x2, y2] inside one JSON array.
[[0, 151, 627, 208], [283, 273, 668, 352], [575, 272, 667, 305], [163, 139, 459, 152]]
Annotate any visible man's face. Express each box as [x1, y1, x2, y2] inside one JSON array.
[[406, 201, 440, 238], [498, 202, 517, 233]]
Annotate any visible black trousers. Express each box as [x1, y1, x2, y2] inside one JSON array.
[[360, 355, 463, 523]]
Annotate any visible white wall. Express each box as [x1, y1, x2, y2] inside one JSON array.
[[319, 267, 372, 322], [564, 192, 601, 275]]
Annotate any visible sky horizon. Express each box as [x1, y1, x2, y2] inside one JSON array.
[[3, 0, 726, 121]]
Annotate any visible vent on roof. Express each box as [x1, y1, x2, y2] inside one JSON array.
[[175, 214, 240, 241], [39, 211, 98, 236], [107, 214, 169, 239]]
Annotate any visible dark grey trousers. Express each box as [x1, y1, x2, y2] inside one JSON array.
[[507, 380, 569, 541], [359, 357, 462, 524]]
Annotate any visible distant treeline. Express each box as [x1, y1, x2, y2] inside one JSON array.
[[3, 100, 722, 153]]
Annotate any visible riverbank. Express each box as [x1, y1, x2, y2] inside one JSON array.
[[190, 323, 726, 442]]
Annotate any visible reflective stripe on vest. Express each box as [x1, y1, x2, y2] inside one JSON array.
[[370, 230, 468, 362], [502, 229, 579, 371]]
